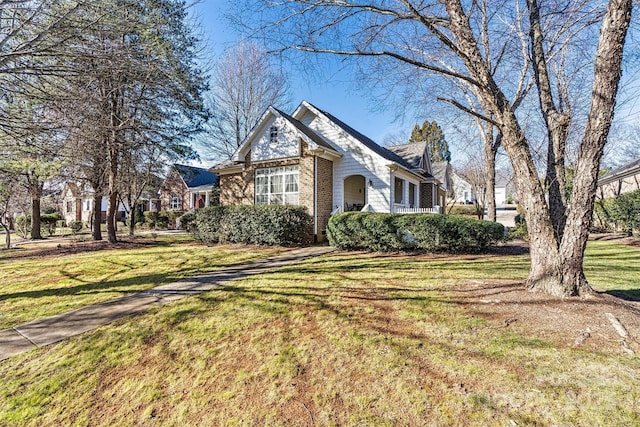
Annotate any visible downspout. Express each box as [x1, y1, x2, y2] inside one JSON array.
[[314, 156, 318, 241]]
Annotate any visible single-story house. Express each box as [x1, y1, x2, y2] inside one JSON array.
[[597, 157, 640, 200], [212, 101, 446, 241], [159, 164, 219, 211], [495, 171, 517, 205], [450, 170, 476, 204], [60, 182, 129, 226]]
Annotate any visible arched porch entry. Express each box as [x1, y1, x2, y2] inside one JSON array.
[[344, 174, 366, 211]]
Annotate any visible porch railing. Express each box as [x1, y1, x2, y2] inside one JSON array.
[[394, 206, 442, 214]]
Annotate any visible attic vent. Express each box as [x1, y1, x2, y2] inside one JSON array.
[[269, 126, 278, 144]]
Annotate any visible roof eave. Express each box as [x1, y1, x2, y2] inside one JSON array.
[[309, 147, 343, 160]]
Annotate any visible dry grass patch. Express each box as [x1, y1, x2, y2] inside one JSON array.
[[0, 234, 282, 329], [0, 240, 639, 426]]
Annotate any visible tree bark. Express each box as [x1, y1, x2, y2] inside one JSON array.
[[527, 0, 569, 241], [2, 223, 10, 249], [92, 193, 103, 241], [444, 0, 632, 297], [483, 128, 497, 222], [532, 0, 633, 296], [30, 192, 42, 240]]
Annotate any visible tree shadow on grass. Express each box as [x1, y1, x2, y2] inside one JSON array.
[[606, 289, 640, 302]]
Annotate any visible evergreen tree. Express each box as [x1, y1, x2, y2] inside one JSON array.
[[408, 120, 451, 163]]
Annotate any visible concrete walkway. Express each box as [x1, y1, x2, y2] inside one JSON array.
[[0, 246, 334, 361]]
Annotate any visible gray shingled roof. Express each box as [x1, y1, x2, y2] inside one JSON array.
[[599, 157, 640, 184], [173, 164, 218, 188], [431, 161, 449, 186], [308, 103, 433, 178], [386, 142, 428, 170]]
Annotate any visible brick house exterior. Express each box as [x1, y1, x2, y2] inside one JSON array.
[[213, 101, 445, 241], [159, 164, 219, 213]]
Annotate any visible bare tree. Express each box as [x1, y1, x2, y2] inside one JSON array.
[[239, 0, 635, 297], [203, 40, 291, 161], [57, 0, 206, 243]]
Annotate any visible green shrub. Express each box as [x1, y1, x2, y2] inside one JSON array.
[[448, 204, 483, 218], [70, 221, 83, 234], [162, 210, 183, 229], [40, 213, 61, 236], [327, 212, 504, 253], [15, 215, 31, 238], [178, 211, 197, 232], [608, 189, 640, 235], [508, 204, 528, 240], [194, 206, 227, 244], [143, 211, 159, 228], [193, 205, 312, 247], [593, 198, 615, 231]]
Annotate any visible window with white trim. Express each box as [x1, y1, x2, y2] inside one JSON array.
[[170, 194, 181, 210], [255, 165, 299, 205]]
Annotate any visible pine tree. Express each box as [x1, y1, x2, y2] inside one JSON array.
[[408, 120, 451, 163]]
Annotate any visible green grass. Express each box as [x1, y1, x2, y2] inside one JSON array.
[[0, 239, 639, 425], [584, 240, 640, 299], [0, 234, 282, 329]]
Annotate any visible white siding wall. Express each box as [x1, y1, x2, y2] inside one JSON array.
[[495, 187, 507, 205], [251, 116, 300, 161], [452, 173, 475, 204], [299, 111, 395, 212]]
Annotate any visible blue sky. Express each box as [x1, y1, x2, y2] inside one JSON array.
[[190, 1, 639, 169], [191, 0, 408, 159]]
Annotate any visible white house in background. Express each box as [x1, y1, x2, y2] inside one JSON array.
[[60, 182, 128, 226], [450, 171, 476, 204], [495, 172, 516, 205], [213, 101, 446, 241]]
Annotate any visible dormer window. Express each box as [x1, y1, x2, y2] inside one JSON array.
[[269, 126, 278, 144]]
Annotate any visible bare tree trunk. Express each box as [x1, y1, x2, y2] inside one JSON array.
[[106, 141, 119, 243], [483, 129, 497, 222], [528, 0, 569, 241], [2, 223, 10, 249], [128, 201, 136, 237], [30, 192, 42, 240], [530, 0, 632, 296], [92, 193, 103, 241]]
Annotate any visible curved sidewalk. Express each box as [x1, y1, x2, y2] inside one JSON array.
[[0, 246, 334, 361]]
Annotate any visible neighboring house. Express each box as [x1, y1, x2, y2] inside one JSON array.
[[430, 161, 452, 206], [450, 170, 476, 204], [60, 182, 127, 226], [597, 157, 640, 199], [495, 172, 516, 205], [212, 101, 445, 241], [159, 164, 219, 212]]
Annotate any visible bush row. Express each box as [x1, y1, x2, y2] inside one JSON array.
[[327, 212, 504, 253], [594, 189, 640, 235], [142, 210, 184, 229], [191, 205, 312, 247], [15, 213, 62, 237]]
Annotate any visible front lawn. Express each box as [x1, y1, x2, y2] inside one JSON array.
[[0, 238, 639, 426], [0, 234, 282, 329]]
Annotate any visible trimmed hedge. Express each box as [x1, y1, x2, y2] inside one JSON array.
[[448, 204, 481, 217], [327, 212, 504, 253], [41, 213, 61, 236], [193, 205, 312, 247]]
